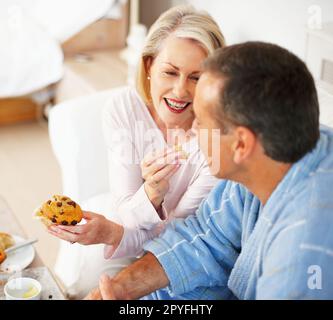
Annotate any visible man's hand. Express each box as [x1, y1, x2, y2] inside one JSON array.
[[84, 276, 121, 300], [89, 252, 169, 300], [84, 287, 102, 300], [99, 274, 118, 299]]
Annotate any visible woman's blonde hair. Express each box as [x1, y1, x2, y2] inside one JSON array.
[[137, 5, 226, 105]]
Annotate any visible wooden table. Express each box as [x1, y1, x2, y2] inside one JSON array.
[[0, 196, 43, 268]]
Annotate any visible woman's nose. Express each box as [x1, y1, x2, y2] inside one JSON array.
[[173, 77, 189, 99]]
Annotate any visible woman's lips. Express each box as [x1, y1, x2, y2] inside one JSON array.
[[164, 98, 191, 114]]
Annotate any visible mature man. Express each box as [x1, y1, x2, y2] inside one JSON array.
[[88, 42, 333, 300]]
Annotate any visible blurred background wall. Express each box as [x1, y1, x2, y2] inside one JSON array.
[[166, 0, 333, 59]]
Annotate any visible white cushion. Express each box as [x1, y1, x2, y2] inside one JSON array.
[[48, 90, 115, 203]]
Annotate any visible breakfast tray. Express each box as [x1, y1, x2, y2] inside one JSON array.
[[0, 266, 66, 300]]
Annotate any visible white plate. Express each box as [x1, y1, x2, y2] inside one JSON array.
[[0, 235, 35, 273]]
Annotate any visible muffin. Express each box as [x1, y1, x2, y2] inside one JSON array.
[[34, 195, 83, 227], [174, 144, 189, 159]]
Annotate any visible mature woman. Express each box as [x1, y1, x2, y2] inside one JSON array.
[[49, 5, 225, 299]]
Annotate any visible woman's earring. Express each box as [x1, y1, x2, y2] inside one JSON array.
[[147, 76, 151, 80]]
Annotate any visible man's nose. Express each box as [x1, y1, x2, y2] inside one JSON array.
[[173, 76, 189, 99]]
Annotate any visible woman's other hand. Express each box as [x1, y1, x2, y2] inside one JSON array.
[[47, 211, 124, 246], [141, 148, 185, 211]]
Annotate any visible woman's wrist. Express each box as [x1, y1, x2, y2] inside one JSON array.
[[105, 221, 124, 247], [144, 183, 163, 211]]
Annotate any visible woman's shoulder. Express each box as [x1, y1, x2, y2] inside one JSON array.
[[104, 86, 143, 110], [102, 86, 145, 126]]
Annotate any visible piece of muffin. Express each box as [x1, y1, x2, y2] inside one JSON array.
[[0, 232, 15, 251], [34, 195, 83, 227], [174, 144, 189, 159]]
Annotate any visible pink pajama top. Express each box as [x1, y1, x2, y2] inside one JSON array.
[[102, 86, 219, 259]]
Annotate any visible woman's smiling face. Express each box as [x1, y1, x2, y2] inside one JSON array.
[[147, 35, 208, 131]]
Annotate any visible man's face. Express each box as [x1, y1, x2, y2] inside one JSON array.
[[193, 72, 237, 179]]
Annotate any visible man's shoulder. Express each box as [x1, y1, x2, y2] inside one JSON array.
[[267, 170, 333, 259], [206, 180, 257, 211], [279, 126, 333, 217], [285, 162, 333, 219]]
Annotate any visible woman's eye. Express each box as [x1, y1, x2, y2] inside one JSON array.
[[164, 71, 177, 76]]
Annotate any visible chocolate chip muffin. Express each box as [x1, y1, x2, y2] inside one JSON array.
[[34, 195, 83, 227]]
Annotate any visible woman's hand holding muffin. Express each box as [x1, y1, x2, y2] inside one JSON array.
[[47, 211, 124, 247], [35, 195, 123, 248]]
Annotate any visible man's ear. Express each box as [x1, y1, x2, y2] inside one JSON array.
[[232, 126, 256, 164]]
